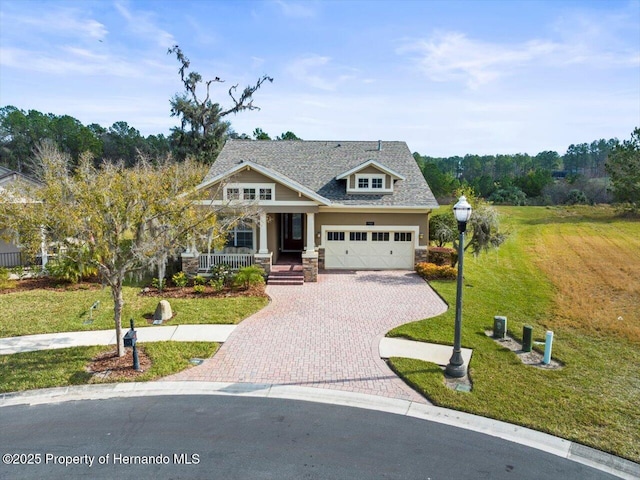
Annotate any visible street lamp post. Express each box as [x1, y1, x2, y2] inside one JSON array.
[[445, 195, 472, 378]]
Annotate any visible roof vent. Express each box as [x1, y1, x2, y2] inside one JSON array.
[[378, 140, 382, 151]]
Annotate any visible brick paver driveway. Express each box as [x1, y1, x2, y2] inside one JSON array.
[[166, 271, 447, 403]]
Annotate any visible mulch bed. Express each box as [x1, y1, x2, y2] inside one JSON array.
[[87, 346, 152, 381], [1, 277, 267, 299], [138, 284, 268, 299], [0, 277, 102, 294]]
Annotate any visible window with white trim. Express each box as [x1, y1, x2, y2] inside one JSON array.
[[394, 232, 412, 242], [226, 221, 254, 249], [372, 232, 390, 241], [224, 183, 276, 201], [349, 232, 368, 241], [351, 173, 389, 193]]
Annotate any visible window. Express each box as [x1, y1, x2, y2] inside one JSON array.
[[394, 232, 412, 242], [259, 188, 272, 200], [353, 174, 388, 193], [224, 183, 275, 201], [349, 232, 368, 241], [226, 221, 253, 249], [372, 232, 389, 241], [327, 231, 345, 241]]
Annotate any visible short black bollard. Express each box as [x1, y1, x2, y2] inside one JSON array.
[[522, 325, 533, 352]]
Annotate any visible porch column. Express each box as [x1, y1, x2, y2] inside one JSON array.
[[305, 212, 315, 253], [258, 212, 268, 254]]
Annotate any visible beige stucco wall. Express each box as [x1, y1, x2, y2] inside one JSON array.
[[316, 212, 429, 246]]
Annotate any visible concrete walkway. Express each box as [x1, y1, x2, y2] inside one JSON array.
[[165, 271, 449, 403], [0, 325, 236, 355]]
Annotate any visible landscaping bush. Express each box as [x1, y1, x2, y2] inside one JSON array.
[[0, 267, 14, 289], [208, 278, 224, 292], [171, 271, 188, 288], [47, 255, 98, 283], [415, 262, 457, 280], [233, 265, 266, 290], [151, 277, 165, 290], [193, 284, 206, 294], [210, 264, 234, 287], [193, 275, 207, 286], [427, 247, 457, 266]]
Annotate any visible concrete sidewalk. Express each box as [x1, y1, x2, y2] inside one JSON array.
[[0, 326, 472, 370], [0, 325, 237, 355]]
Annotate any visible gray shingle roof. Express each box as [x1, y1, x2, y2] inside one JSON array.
[[204, 140, 438, 208]]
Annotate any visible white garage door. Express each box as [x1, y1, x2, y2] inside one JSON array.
[[324, 230, 415, 269]]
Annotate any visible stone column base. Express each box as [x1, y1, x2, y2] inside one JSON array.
[[318, 247, 325, 270], [414, 246, 428, 265], [253, 253, 272, 275], [302, 252, 318, 282], [181, 254, 199, 277]]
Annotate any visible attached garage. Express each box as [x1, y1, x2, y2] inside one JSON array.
[[323, 226, 417, 270]]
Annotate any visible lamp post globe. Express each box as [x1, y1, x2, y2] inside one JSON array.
[[446, 195, 472, 378]]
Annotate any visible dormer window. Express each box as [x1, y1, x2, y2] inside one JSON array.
[[336, 159, 405, 195], [354, 173, 389, 193]]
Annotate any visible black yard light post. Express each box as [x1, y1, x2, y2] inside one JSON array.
[[445, 195, 472, 378]]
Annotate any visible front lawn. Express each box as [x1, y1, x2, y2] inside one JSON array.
[[0, 286, 268, 337], [388, 206, 640, 462], [0, 341, 218, 393]]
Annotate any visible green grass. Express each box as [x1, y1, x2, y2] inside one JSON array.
[[0, 342, 218, 394], [388, 206, 640, 462], [0, 286, 268, 337]]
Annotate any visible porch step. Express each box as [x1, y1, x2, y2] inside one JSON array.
[[267, 267, 304, 285]]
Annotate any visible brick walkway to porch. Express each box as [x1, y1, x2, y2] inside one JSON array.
[[164, 271, 448, 403]]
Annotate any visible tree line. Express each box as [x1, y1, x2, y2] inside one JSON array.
[[414, 137, 622, 205]]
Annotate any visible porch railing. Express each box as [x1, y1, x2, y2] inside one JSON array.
[[198, 253, 254, 272]]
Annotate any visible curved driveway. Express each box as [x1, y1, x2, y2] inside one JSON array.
[[166, 271, 447, 402]]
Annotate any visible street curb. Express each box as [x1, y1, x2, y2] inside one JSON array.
[[1, 382, 637, 479]]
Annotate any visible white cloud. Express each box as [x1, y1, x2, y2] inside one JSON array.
[[0, 7, 108, 41], [286, 55, 357, 91], [273, 0, 317, 18], [398, 32, 559, 88], [114, 1, 176, 48]]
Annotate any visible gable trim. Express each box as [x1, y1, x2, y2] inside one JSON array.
[[197, 160, 331, 206], [335, 159, 406, 181]]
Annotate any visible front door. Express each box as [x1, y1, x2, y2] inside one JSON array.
[[281, 213, 304, 252]]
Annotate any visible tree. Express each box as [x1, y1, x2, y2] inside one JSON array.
[[606, 127, 640, 214], [452, 187, 507, 256], [252, 128, 271, 140], [168, 45, 273, 163], [429, 212, 457, 246], [276, 131, 301, 141], [0, 144, 233, 356]]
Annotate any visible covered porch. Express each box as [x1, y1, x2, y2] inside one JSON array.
[[183, 209, 319, 282]]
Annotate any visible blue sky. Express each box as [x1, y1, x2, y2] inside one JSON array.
[[1, 0, 638, 156]]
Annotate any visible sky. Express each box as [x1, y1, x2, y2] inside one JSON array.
[[0, 0, 638, 157]]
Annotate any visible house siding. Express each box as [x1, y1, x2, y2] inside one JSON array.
[[203, 168, 312, 202], [316, 212, 429, 246]]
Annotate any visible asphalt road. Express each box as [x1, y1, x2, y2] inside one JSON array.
[[0, 395, 616, 480]]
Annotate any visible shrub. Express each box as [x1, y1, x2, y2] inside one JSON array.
[[210, 264, 233, 287], [208, 278, 224, 291], [0, 267, 14, 289], [151, 277, 165, 290], [171, 271, 188, 288], [415, 262, 457, 280], [233, 265, 266, 290], [193, 275, 207, 286], [489, 186, 527, 206], [47, 255, 98, 283], [427, 247, 457, 266], [193, 284, 206, 294], [565, 189, 589, 205]]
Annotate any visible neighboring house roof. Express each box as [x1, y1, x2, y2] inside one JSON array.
[[0, 168, 41, 188], [203, 140, 438, 208]]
